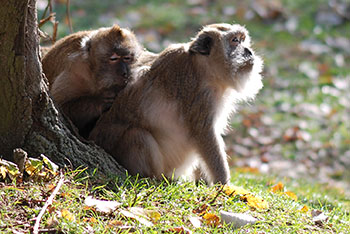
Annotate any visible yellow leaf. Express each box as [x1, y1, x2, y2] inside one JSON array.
[[0, 166, 7, 179], [145, 210, 161, 222], [243, 194, 269, 209], [300, 205, 309, 213], [270, 182, 284, 193], [47, 184, 56, 191], [25, 165, 36, 176], [83, 205, 96, 212], [38, 171, 47, 177], [41, 154, 59, 172], [61, 209, 75, 221], [202, 213, 220, 227], [25, 158, 43, 176], [60, 192, 70, 198], [83, 217, 97, 223], [193, 203, 209, 216], [223, 185, 250, 196], [285, 191, 298, 201], [108, 219, 123, 227]]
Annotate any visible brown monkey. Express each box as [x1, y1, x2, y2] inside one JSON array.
[[42, 25, 147, 137], [89, 23, 263, 184]]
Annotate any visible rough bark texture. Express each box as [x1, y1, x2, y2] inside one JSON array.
[[0, 0, 125, 176], [0, 0, 32, 159]]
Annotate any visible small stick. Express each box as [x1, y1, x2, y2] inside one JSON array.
[[52, 21, 59, 43], [39, 13, 55, 28], [40, 0, 52, 21], [66, 0, 73, 33], [209, 185, 224, 205], [33, 172, 64, 234]]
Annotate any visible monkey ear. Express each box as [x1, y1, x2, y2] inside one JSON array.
[[189, 34, 213, 55]]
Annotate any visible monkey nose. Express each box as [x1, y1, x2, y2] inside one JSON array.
[[244, 48, 252, 57], [122, 70, 130, 79]]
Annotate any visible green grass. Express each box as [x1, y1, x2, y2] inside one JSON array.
[[1, 168, 349, 233]]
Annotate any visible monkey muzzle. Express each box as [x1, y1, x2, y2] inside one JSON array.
[[232, 47, 254, 73]]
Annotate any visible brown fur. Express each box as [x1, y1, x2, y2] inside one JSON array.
[[42, 25, 146, 138], [89, 23, 264, 184]]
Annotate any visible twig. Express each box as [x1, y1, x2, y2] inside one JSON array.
[[37, 228, 58, 233], [33, 172, 64, 234], [39, 13, 55, 28], [66, 0, 73, 33], [40, 0, 52, 21], [52, 21, 59, 43], [209, 184, 224, 205]]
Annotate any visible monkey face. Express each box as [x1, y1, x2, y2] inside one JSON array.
[[96, 46, 135, 90], [84, 26, 141, 92], [189, 23, 263, 89]]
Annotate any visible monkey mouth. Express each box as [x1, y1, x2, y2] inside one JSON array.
[[238, 57, 254, 73]]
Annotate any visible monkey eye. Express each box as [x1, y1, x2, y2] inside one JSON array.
[[110, 53, 121, 62], [123, 56, 133, 63], [230, 36, 240, 46], [232, 37, 239, 43]]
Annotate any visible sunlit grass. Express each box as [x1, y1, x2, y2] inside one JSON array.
[[1, 168, 349, 233]]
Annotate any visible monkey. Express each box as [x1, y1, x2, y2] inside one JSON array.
[[89, 23, 264, 184], [41, 25, 148, 138], [40, 45, 52, 58]]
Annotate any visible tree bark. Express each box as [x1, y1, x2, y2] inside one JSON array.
[[0, 0, 125, 176]]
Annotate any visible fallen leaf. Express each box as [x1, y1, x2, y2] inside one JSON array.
[[223, 185, 250, 196], [220, 210, 257, 228], [0, 166, 6, 179], [146, 210, 161, 222], [242, 194, 269, 209], [83, 217, 97, 223], [41, 154, 59, 172], [270, 182, 284, 193], [84, 196, 121, 213], [25, 158, 43, 176], [224, 185, 269, 209], [193, 203, 209, 216], [129, 207, 161, 223], [61, 209, 75, 221], [47, 184, 56, 192], [47, 205, 56, 214], [312, 210, 329, 226], [284, 191, 298, 201], [108, 219, 123, 227], [119, 209, 153, 227], [300, 205, 309, 213], [0, 159, 21, 180], [202, 213, 220, 227], [188, 216, 201, 228]]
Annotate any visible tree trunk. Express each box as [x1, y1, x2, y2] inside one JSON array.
[[0, 0, 125, 176]]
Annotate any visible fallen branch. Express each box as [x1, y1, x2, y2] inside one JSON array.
[[33, 172, 65, 234]]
